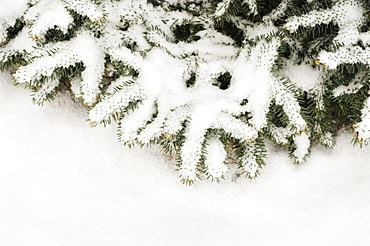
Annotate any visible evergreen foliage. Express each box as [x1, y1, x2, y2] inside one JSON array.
[[1, 0, 370, 184]]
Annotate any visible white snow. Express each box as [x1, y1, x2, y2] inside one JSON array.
[[285, 0, 365, 46], [354, 98, 370, 142], [0, 0, 28, 42], [282, 61, 323, 91], [2, 72, 370, 245], [333, 82, 363, 97], [292, 131, 310, 163], [61, 0, 104, 22], [214, 0, 232, 17], [204, 137, 228, 178], [24, 0, 73, 38]]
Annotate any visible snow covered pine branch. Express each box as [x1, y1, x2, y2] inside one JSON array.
[[1, 0, 370, 184]]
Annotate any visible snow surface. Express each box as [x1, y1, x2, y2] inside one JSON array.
[[1, 72, 370, 245]]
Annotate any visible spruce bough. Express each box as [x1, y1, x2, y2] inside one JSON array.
[[1, 0, 370, 184]]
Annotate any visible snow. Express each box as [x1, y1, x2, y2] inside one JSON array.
[[91, 38, 296, 179], [62, 0, 104, 22], [204, 137, 227, 178], [24, 0, 73, 38], [0, 0, 28, 42], [333, 83, 363, 97], [354, 98, 370, 142], [292, 131, 310, 163], [2, 72, 370, 245], [281, 61, 323, 91], [285, 0, 366, 46], [214, 0, 232, 17]]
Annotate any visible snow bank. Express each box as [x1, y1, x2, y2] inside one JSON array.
[[1, 72, 370, 245]]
